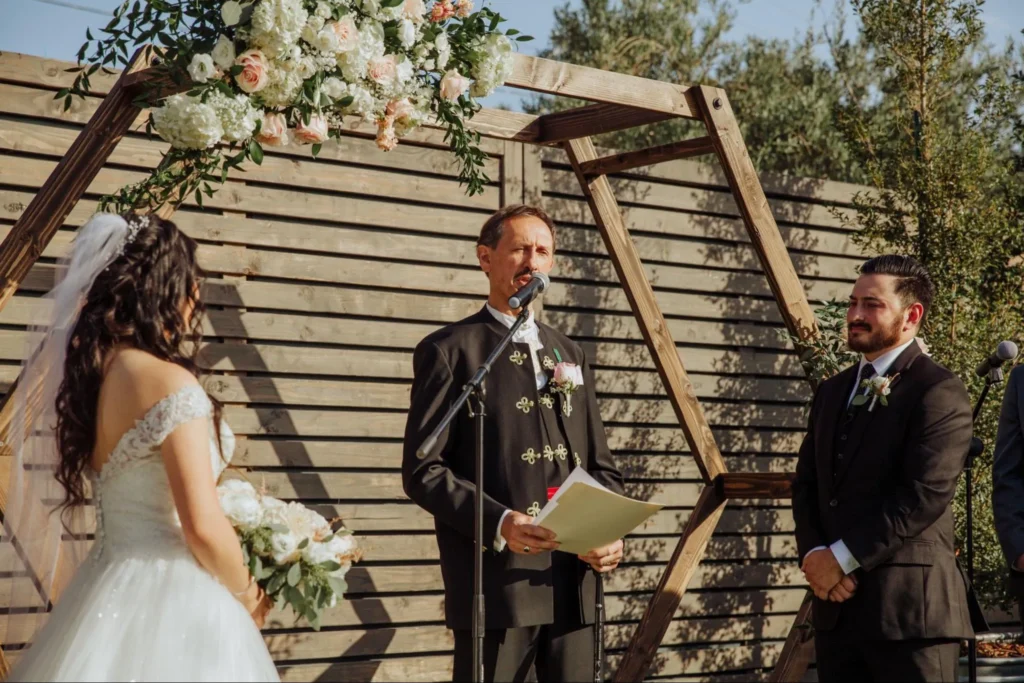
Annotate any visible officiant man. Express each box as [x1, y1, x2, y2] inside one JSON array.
[[792, 255, 977, 682], [402, 204, 625, 682]]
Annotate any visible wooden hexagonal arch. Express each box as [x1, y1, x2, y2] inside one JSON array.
[[0, 47, 821, 681]]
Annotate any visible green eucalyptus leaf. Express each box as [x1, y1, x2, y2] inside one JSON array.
[[248, 139, 264, 165], [286, 561, 301, 587], [266, 570, 288, 595], [327, 576, 348, 597]]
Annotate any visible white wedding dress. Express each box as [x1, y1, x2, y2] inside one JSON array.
[[10, 385, 280, 682]]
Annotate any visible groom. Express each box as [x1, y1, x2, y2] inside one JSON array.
[[792, 255, 975, 682], [402, 204, 625, 682]]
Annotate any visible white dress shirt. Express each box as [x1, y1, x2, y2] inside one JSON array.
[[485, 304, 548, 551], [806, 337, 919, 575]]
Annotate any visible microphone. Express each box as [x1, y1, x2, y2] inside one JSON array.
[[975, 340, 1019, 377], [508, 272, 550, 310]]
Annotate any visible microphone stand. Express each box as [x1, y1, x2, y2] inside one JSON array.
[[965, 364, 1005, 683], [416, 305, 533, 683]]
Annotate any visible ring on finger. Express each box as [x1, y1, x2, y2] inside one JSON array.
[[522, 545, 530, 553]]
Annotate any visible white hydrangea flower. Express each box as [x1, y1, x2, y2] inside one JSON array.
[[207, 90, 263, 142], [212, 35, 237, 70], [187, 53, 217, 83], [250, 0, 309, 58], [359, 19, 386, 61], [315, 1, 332, 18], [470, 33, 514, 97], [302, 15, 327, 44], [398, 18, 417, 48], [259, 62, 305, 107], [342, 83, 375, 117], [434, 31, 451, 71], [337, 19, 383, 82], [302, 540, 337, 566], [322, 76, 347, 101], [394, 56, 414, 87], [151, 94, 223, 150]]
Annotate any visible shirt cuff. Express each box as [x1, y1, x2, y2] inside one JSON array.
[[803, 545, 827, 565], [830, 539, 861, 574], [494, 509, 512, 552]]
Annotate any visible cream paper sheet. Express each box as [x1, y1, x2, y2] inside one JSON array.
[[533, 467, 665, 555]]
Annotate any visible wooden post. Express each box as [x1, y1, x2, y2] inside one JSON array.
[[695, 85, 821, 683], [563, 136, 727, 484], [768, 591, 816, 683], [693, 86, 817, 343], [614, 486, 728, 682]]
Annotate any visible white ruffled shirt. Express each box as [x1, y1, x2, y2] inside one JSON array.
[[485, 303, 547, 551]]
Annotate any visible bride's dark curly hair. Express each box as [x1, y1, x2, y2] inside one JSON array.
[[55, 213, 221, 510]]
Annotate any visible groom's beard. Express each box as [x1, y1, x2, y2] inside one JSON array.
[[847, 317, 903, 354]]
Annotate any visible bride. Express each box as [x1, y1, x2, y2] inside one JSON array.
[[4, 212, 279, 681]]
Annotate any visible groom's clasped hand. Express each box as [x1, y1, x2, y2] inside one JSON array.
[[801, 548, 859, 603]]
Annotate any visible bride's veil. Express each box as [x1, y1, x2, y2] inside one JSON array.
[[1, 213, 143, 656]]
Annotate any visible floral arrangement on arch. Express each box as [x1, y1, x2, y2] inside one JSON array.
[[61, 0, 531, 211]]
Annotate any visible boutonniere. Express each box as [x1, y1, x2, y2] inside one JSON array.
[[549, 349, 583, 417], [852, 373, 900, 412]]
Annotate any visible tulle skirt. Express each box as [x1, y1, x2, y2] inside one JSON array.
[[9, 544, 279, 682]]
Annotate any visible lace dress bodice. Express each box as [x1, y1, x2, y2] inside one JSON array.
[[90, 385, 235, 561]]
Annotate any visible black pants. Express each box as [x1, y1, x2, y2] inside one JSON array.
[[815, 631, 961, 682], [452, 621, 594, 683]]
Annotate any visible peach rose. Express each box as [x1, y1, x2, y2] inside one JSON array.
[[257, 112, 289, 146], [403, 0, 426, 23], [386, 98, 416, 123], [430, 0, 454, 23], [234, 49, 270, 94], [439, 69, 470, 102], [294, 114, 329, 144], [376, 118, 399, 151], [454, 0, 473, 18], [367, 55, 398, 87], [327, 17, 359, 53]]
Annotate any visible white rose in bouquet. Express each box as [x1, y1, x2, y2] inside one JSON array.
[[187, 53, 218, 83], [212, 35, 237, 70], [270, 529, 301, 564], [217, 479, 263, 530]]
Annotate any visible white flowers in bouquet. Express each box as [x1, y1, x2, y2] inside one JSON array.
[[216, 479, 359, 630]]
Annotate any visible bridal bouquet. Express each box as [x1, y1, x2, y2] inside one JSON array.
[[61, 0, 531, 210], [217, 479, 359, 630]]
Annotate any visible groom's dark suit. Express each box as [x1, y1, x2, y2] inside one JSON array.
[[792, 342, 975, 682], [402, 307, 624, 682]]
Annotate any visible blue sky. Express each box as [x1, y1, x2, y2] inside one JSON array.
[[1, 0, 1021, 111]]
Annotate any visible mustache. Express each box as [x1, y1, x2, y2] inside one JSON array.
[[848, 322, 872, 332], [514, 268, 534, 280]]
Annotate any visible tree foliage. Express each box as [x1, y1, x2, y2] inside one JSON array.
[[836, 0, 1024, 608]]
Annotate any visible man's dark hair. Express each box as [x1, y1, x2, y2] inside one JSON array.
[[477, 204, 556, 250], [860, 254, 935, 321]]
